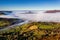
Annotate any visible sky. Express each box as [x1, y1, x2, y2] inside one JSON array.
[[0, 0, 60, 10]]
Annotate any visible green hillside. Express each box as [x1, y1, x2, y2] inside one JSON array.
[[0, 21, 60, 40]]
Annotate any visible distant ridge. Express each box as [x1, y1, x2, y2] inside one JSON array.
[[0, 11, 12, 15], [45, 10, 60, 13]]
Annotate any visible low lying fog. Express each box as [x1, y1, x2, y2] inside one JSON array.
[[13, 11, 60, 22], [0, 11, 60, 22]]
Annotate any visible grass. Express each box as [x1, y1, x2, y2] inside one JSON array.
[[0, 22, 60, 40], [38, 24, 54, 29]]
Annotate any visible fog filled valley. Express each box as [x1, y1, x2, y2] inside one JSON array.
[[1, 10, 60, 22], [0, 10, 60, 40]]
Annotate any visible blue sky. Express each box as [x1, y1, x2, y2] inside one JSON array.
[[0, 0, 60, 10]]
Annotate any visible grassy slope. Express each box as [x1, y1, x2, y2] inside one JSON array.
[[0, 22, 60, 40]]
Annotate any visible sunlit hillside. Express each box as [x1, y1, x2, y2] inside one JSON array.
[[0, 20, 60, 40], [0, 10, 60, 40]]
